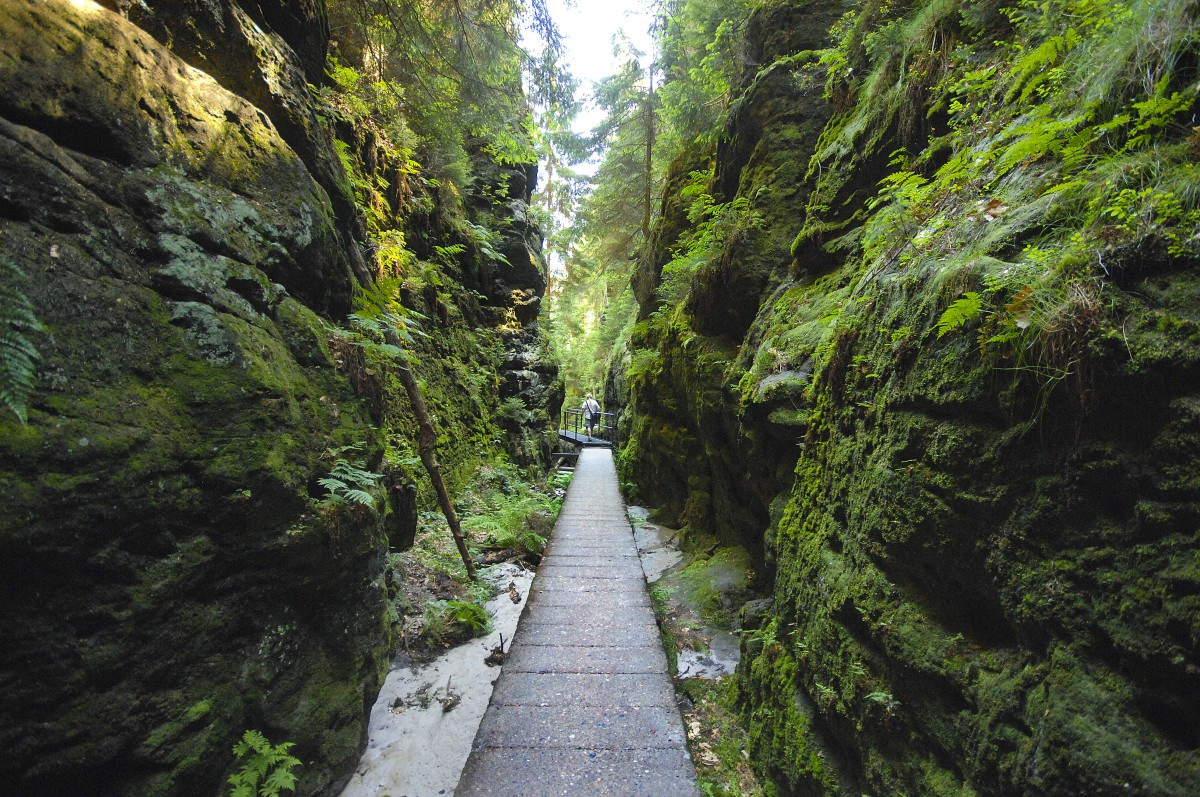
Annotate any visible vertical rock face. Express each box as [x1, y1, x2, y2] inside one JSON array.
[[0, 2, 388, 794], [0, 1, 556, 795], [621, 0, 1200, 794], [481, 162, 564, 467]]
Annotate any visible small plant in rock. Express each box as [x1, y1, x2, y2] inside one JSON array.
[[739, 619, 781, 656], [317, 444, 382, 509], [648, 584, 680, 675], [422, 597, 492, 646], [463, 489, 556, 555], [444, 598, 493, 635], [495, 396, 533, 425], [421, 599, 450, 646], [1, 259, 44, 426], [865, 690, 902, 720], [227, 730, 300, 797]]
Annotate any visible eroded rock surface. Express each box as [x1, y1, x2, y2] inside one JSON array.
[[0, 1, 555, 795], [617, 0, 1200, 794]]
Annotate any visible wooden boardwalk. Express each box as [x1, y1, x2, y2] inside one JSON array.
[[456, 448, 699, 797]]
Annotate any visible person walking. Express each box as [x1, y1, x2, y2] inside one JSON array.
[[582, 393, 601, 439]]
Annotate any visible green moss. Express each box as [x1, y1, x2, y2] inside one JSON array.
[[742, 647, 842, 795], [676, 547, 754, 628]]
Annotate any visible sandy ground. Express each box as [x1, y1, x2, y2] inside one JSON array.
[[337, 562, 534, 797]]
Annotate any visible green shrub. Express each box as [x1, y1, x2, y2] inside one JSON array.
[[462, 489, 556, 555]]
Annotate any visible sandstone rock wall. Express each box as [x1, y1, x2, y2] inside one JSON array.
[[619, 0, 1200, 793], [0, 1, 555, 794]]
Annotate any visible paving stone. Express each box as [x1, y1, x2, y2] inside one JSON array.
[[530, 575, 646, 593], [526, 589, 651, 610], [535, 563, 646, 580], [504, 643, 669, 674], [542, 547, 637, 559], [539, 555, 639, 569], [456, 747, 700, 797], [472, 703, 685, 748], [521, 603, 660, 632], [489, 672, 678, 708], [517, 620, 661, 648]]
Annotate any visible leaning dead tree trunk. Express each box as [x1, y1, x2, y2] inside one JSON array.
[[352, 265, 475, 578], [388, 337, 476, 580]]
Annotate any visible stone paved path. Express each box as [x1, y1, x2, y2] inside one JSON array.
[[456, 448, 700, 797]]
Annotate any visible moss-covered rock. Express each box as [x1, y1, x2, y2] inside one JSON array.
[[0, 3, 389, 794], [620, 0, 1200, 794], [1, 2, 557, 795]]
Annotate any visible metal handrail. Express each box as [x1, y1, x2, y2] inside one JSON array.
[[561, 407, 619, 449]]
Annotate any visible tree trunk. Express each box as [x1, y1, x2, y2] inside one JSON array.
[[642, 65, 655, 245], [390, 342, 477, 580]]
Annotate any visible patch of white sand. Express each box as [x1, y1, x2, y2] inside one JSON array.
[[629, 505, 685, 583], [338, 562, 533, 797]]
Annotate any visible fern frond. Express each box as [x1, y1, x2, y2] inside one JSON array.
[[341, 488, 376, 506], [937, 292, 983, 338], [263, 765, 299, 796], [228, 730, 301, 797], [318, 476, 348, 493], [0, 259, 43, 425]]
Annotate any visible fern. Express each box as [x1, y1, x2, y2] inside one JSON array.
[[348, 306, 428, 352], [937, 292, 984, 338], [318, 445, 383, 509], [1125, 75, 1191, 151], [1, 260, 44, 425], [463, 492, 550, 555], [443, 599, 493, 635], [227, 730, 300, 797], [462, 220, 511, 266]]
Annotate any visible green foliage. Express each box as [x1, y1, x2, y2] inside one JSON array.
[[807, 0, 1200, 383], [683, 675, 763, 797], [461, 220, 510, 267], [547, 0, 758, 396], [656, 170, 764, 308], [315, 56, 419, 160], [462, 487, 554, 555], [348, 300, 429, 352], [325, 0, 558, 193], [936, 292, 983, 338], [318, 444, 382, 509], [657, 0, 753, 150], [227, 730, 300, 797], [1098, 182, 1200, 256], [494, 396, 532, 425], [864, 690, 901, 717], [423, 597, 492, 642], [443, 598, 493, 635], [1, 259, 44, 425]]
